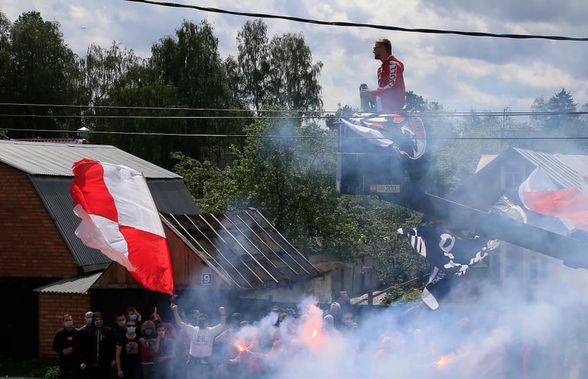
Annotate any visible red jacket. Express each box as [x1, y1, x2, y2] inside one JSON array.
[[373, 55, 405, 113]]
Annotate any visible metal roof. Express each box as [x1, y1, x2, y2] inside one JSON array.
[[514, 148, 587, 191], [31, 176, 199, 273], [161, 209, 320, 290], [0, 140, 179, 178], [448, 147, 588, 217], [35, 272, 102, 294]]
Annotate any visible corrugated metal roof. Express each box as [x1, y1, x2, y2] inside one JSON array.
[[514, 148, 584, 190], [0, 140, 179, 178], [31, 176, 199, 273], [148, 179, 199, 214], [35, 272, 102, 294], [161, 209, 320, 290]]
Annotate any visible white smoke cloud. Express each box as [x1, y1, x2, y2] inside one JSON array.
[[202, 256, 588, 379]]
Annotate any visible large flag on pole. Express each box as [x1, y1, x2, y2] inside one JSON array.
[[70, 158, 174, 295]]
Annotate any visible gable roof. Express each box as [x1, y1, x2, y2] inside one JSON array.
[[161, 209, 320, 290], [0, 140, 199, 273], [449, 147, 588, 211], [514, 147, 588, 191], [0, 140, 179, 178]]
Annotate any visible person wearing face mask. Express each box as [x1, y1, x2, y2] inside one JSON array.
[[53, 314, 79, 379], [116, 320, 141, 379], [172, 303, 226, 379], [127, 306, 142, 327], [113, 313, 128, 344], [77, 311, 94, 333], [78, 312, 115, 379], [153, 323, 175, 379], [139, 320, 158, 379]]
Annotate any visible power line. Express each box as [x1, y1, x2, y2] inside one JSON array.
[[0, 102, 326, 114], [0, 114, 333, 120], [5, 128, 588, 141], [125, 0, 588, 42], [0, 109, 586, 119]]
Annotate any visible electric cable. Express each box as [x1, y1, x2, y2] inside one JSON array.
[[125, 0, 588, 42], [5, 128, 588, 141]]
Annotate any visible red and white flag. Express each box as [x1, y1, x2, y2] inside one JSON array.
[[518, 168, 588, 233], [70, 158, 174, 295]]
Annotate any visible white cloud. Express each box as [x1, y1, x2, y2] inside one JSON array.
[[2, 0, 587, 110]]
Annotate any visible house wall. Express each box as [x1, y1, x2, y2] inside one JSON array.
[[93, 226, 230, 290], [38, 292, 91, 359], [0, 163, 77, 278]]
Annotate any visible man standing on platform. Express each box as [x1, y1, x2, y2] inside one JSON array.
[[368, 38, 406, 113]]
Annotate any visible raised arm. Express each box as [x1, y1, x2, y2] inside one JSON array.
[[211, 306, 226, 336], [171, 304, 190, 331]]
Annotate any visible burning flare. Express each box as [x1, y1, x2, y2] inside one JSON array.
[[436, 355, 451, 368], [312, 329, 318, 338]]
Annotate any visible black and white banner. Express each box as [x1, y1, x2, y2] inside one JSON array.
[[341, 113, 427, 160], [398, 227, 499, 309]]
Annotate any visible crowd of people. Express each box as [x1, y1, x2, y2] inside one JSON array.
[[53, 291, 588, 379], [52, 293, 361, 379]]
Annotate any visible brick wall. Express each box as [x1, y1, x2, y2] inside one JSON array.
[[0, 163, 77, 278], [38, 292, 91, 359]]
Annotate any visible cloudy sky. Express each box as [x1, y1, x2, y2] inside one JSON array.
[[2, 0, 588, 111]]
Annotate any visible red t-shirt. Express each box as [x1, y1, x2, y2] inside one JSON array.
[[373, 55, 406, 113]]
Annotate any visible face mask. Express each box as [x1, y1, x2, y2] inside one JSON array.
[[127, 326, 136, 334], [64, 321, 73, 328], [117, 320, 126, 328], [144, 329, 153, 335], [94, 320, 103, 328], [85, 318, 93, 326], [129, 314, 138, 321]]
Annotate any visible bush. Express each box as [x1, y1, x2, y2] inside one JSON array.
[[44, 365, 60, 379], [0, 357, 56, 378], [381, 284, 422, 305]]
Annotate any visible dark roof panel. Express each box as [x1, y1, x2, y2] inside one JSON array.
[[31, 176, 199, 273], [30, 177, 111, 272], [147, 179, 199, 214]]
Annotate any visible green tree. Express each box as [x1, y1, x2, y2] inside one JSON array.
[[150, 20, 234, 109], [0, 12, 11, 102], [146, 19, 246, 166], [236, 19, 270, 111], [2, 11, 81, 137], [267, 33, 323, 111], [81, 42, 142, 106], [93, 63, 183, 167], [532, 88, 578, 129], [231, 20, 323, 113], [405, 91, 427, 112]]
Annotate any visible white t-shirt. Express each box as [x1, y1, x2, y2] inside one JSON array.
[[185, 324, 224, 358]]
